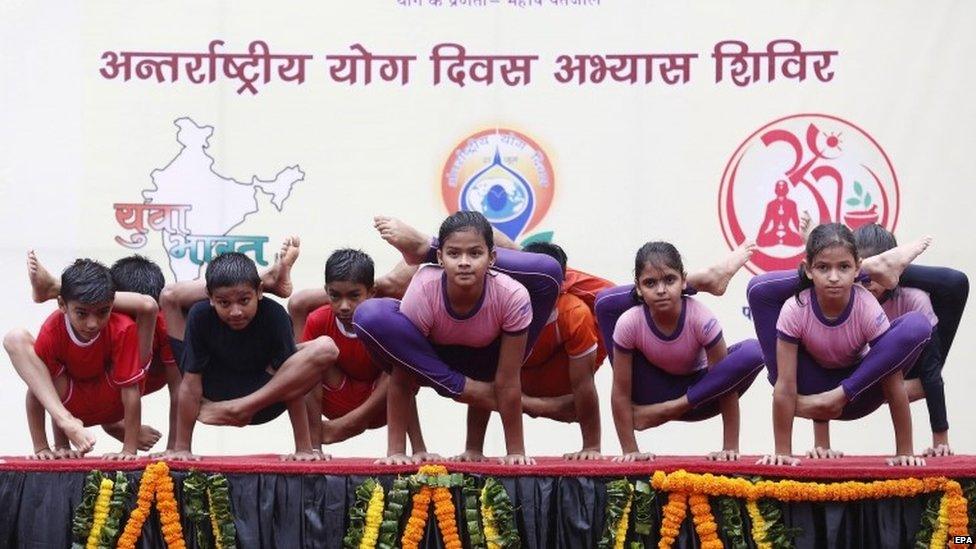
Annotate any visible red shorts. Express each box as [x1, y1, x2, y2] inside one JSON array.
[[322, 376, 379, 424], [61, 373, 128, 427]]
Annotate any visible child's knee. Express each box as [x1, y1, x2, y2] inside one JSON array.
[[308, 336, 340, 366], [3, 328, 33, 354], [896, 311, 933, 344], [351, 297, 394, 329], [159, 285, 178, 310], [945, 268, 969, 295]]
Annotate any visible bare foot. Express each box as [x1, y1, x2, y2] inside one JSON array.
[[102, 423, 162, 451], [633, 399, 686, 430], [27, 250, 59, 303], [799, 210, 814, 241], [261, 236, 300, 298], [412, 451, 443, 462], [198, 400, 251, 427], [796, 388, 846, 421], [695, 241, 756, 296], [374, 216, 431, 265], [57, 417, 95, 454], [375, 453, 417, 465], [862, 236, 932, 290]]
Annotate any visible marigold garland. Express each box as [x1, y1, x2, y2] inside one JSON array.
[[658, 491, 687, 549], [344, 478, 380, 549], [689, 493, 723, 549], [72, 471, 104, 549], [85, 476, 115, 549], [154, 462, 187, 549], [117, 462, 162, 549], [931, 493, 950, 549], [481, 487, 501, 549], [613, 492, 633, 549], [97, 472, 130, 548], [599, 479, 634, 549], [401, 485, 432, 549], [481, 477, 520, 548], [745, 500, 772, 549], [361, 481, 385, 549]]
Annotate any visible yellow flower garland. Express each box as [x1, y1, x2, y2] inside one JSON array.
[[658, 491, 687, 549], [689, 493, 723, 549], [85, 477, 114, 549], [745, 500, 772, 549], [481, 486, 501, 549], [360, 481, 384, 549], [931, 493, 949, 549], [613, 492, 633, 549], [207, 487, 223, 549]]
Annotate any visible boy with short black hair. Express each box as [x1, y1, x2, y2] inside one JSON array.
[[166, 251, 337, 461], [295, 249, 430, 455], [4, 258, 154, 459]]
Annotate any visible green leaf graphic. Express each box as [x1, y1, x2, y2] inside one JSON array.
[[846, 198, 861, 206], [853, 181, 863, 196], [864, 193, 873, 208]]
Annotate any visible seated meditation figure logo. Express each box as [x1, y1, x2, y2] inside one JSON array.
[[718, 114, 900, 273], [756, 180, 805, 247]]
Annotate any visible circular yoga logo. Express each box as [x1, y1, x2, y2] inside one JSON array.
[[441, 129, 555, 241], [718, 114, 900, 273]]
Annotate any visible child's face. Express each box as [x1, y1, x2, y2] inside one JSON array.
[[803, 245, 860, 300], [436, 228, 495, 290], [635, 262, 684, 315], [59, 298, 113, 342], [209, 283, 261, 330], [326, 280, 374, 328]]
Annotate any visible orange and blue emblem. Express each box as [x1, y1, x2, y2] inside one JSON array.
[[441, 128, 555, 241]]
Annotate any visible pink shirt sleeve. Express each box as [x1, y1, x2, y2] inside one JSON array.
[[775, 294, 804, 343], [858, 288, 890, 343], [612, 306, 640, 351], [500, 280, 532, 334], [398, 267, 436, 337], [902, 288, 939, 327], [688, 299, 723, 349]]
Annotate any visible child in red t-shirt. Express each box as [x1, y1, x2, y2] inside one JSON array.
[[294, 249, 429, 456], [5, 258, 155, 459]]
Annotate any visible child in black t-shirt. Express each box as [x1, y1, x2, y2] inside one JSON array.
[[165, 252, 337, 461]]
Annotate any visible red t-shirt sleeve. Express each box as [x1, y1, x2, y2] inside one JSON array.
[[301, 306, 329, 343], [33, 316, 64, 378], [110, 319, 145, 386]]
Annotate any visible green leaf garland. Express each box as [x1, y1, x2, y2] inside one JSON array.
[[599, 479, 634, 549], [378, 476, 411, 549], [483, 478, 520, 548], [344, 478, 379, 549], [463, 477, 486, 549], [716, 496, 748, 549], [71, 470, 104, 549]]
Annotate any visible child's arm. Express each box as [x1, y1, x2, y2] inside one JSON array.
[[104, 385, 141, 460], [169, 373, 203, 460], [494, 332, 532, 465], [610, 351, 651, 462], [881, 370, 924, 466], [25, 392, 54, 459], [807, 421, 843, 458], [761, 339, 800, 466], [377, 367, 414, 465], [162, 364, 181, 451], [284, 395, 319, 461], [405, 389, 433, 459], [453, 407, 491, 462], [306, 384, 324, 452], [566, 353, 601, 460], [111, 292, 159, 365], [287, 288, 330, 339], [704, 338, 740, 461]]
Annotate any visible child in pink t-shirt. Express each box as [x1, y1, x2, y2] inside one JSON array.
[[597, 241, 763, 462], [855, 223, 958, 457], [747, 223, 932, 467], [353, 212, 562, 465]]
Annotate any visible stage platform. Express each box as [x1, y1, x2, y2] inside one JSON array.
[[1, 455, 974, 548]]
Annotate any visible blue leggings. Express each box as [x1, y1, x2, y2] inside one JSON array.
[[746, 271, 932, 419], [353, 248, 563, 398], [595, 285, 764, 421]]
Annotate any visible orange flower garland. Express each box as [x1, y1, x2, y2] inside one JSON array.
[[117, 462, 163, 549], [658, 491, 687, 549], [432, 483, 462, 549], [154, 462, 187, 549], [401, 486, 432, 549], [688, 493, 723, 549]]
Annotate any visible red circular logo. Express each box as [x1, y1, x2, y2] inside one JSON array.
[[718, 114, 900, 273]]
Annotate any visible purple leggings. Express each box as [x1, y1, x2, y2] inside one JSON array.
[[594, 285, 764, 421], [352, 248, 563, 398], [746, 271, 932, 419]]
